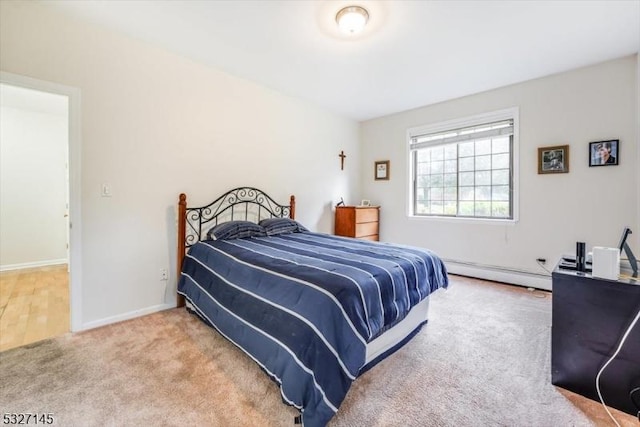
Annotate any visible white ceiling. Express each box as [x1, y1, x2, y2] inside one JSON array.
[[50, 0, 639, 121]]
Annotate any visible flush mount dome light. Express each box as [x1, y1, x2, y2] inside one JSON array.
[[336, 6, 369, 35]]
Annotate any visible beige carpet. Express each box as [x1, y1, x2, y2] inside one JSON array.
[[0, 275, 636, 426]]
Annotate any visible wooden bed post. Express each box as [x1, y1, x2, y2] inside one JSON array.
[[289, 195, 296, 219], [177, 193, 186, 308]]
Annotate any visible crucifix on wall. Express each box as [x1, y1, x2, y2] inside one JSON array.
[[339, 150, 346, 170]]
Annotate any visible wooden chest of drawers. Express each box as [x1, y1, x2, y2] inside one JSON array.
[[334, 206, 380, 241]]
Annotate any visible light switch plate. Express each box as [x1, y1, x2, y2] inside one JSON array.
[[101, 183, 112, 197]]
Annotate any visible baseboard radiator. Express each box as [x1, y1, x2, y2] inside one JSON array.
[[443, 258, 552, 291]]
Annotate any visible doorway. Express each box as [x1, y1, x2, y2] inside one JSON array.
[[0, 72, 82, 350]]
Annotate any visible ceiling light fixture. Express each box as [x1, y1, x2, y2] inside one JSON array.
[[336, 6, 369, 35]]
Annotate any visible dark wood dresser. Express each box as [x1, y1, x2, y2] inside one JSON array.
[[335, 206, 379, 241]]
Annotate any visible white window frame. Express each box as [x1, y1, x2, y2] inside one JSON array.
[[406, 107, 519, 223]]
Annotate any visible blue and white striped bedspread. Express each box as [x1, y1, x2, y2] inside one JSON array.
[[178, 232, 448, 427]]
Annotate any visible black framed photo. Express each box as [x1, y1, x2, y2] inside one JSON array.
[[538, 145, 569, 174], [589, 139, 619, 167]]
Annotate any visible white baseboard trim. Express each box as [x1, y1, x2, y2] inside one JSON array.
[[81, 303, 175, 331], [0, 259, 67, 272], [444, 260, 552, 291]]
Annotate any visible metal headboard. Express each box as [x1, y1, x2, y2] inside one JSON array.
[[180, 187, 294, 248], [176, 187, 295, 307]]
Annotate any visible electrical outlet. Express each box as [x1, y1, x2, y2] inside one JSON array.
[[160, 268, 168, 281]]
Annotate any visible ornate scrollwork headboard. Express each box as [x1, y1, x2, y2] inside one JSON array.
[[176, 187, 295, 307]]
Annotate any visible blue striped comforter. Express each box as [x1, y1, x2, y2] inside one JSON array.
[[178, 232, 448, 426]]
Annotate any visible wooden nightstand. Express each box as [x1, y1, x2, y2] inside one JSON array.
[[335, 206, 379, 241]]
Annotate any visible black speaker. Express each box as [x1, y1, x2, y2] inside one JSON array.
[[576, 241, 586, 271]]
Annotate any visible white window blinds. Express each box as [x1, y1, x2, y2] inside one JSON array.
[[410, 120, 514, 150]]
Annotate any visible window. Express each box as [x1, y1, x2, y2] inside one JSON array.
[[408, 109, 518, 220]]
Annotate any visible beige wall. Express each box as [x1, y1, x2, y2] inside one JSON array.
[[360, 56, 638, 288], [0, 1, 360, 326]]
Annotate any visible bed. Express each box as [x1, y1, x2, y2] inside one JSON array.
[[176, 187, 448, 426]]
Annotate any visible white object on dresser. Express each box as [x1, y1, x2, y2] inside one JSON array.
[[591, 246, 620, 280]]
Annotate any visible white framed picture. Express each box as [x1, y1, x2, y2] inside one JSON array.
[[360, 199, 371, 207]]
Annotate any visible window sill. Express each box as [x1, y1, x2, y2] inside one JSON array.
[[407, 214, 518, 225]]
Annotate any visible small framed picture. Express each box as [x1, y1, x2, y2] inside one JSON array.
[[538, 145, 569, 174], [589, 139, 619, 167], [375, 160, 390, 180], [360, 199, 371, 207]]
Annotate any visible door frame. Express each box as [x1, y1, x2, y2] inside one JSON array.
[[1, 71, 83, 331]]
